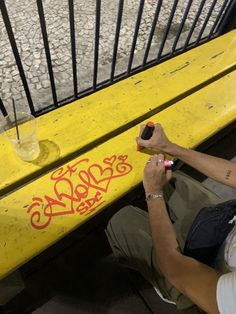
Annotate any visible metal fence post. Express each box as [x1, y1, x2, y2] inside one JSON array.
[[0, 98, 8, 117], [216, 0, 236, 35]]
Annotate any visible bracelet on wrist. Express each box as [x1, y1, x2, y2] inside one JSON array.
[[145, 193, 163, 202]]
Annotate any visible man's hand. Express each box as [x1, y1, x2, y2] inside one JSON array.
[[136, 123, 176, 154], [145, 155, 221, 314], [138, 123, 236, 188], [143, 154, 172, 195]]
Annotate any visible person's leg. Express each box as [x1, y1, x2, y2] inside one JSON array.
[[106, 205, 194, 310], [107, 206, 174, 299], [106, 171, 223, 311], [164, 170, 223, 250]]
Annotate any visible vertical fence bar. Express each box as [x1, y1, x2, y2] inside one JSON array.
[[142, 0, 163, 65], [36, 0, 58, 107], [110, 0, 124, 81], [68, 0, 78, 98], [195, 0, 218, 44], [127, 0, 145, 74], [0, 98, 8, 117], [215, 0, 236, 35], [0, 0, 35, 115], [93, 0, 101, 90], [171, 0, 193, 53], [157, 0, 179, 59], [207, 0, 230, 39], [183, 0, 207, 49]]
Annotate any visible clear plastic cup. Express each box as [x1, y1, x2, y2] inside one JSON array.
[[1, 112, 40, 161]]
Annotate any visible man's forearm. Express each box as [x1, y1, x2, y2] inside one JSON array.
[[147, 197, 221, 314], [147, 197, 180, 277], [143, 152, 221, 313], [166, 143, 236, 187]]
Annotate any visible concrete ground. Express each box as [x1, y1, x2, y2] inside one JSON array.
[[0, 0, 226, 113], [2, 126, 235, 314]]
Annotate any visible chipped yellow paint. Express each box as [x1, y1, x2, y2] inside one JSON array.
[[1, 71, 236, 279], [1, 30, 236, 193]]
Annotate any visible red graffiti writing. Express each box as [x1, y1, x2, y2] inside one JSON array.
[[27, 155, 133, 230]]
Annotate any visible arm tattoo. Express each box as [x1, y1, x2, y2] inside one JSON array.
[[225, 169, 232, 180]]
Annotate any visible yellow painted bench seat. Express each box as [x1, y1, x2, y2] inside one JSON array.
[[1, 30, 236, 195], [1, 70, 236, 279]]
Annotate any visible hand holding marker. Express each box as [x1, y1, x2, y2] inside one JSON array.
[[137, 121, 174, 169]]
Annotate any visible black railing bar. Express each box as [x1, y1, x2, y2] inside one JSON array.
[[34, 34, 229, 118], [172, 0, 194, 53], [196, 0, 218, 44], [95, 32, 230, 91], [127, 0, 145, 74], [93, 0, 101, 90], [208, 0, 231, 38], [183, 0, 207, 50], [32, 26, 222, 118], [207, 0, 231, 38], [34, 34, 217, 116], [35, 31, 219, 117], [215, 0, 236, 35], [110, 0, 124, 81], [34, 83, 109, 116], [36, 0, 58, 107], [154, 32, 218, 65], [142, 0, 163, 66], [33, 105, 60, 117], [0, 1, 35, 115], [68, 0, 78, 98], [34, 95, 76, 117], [107, 34, 218, 81], [34, 89, 96, 116], [35, 83, 107, 115], [157, 0, 179, 60], [0, 98, 8, 117]]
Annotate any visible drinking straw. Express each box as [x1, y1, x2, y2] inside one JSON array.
[[12, 98, 20, 144]]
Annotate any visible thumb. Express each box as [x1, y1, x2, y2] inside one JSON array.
[[136, 137, 149, 148]]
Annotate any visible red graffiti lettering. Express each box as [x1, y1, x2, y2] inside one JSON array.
[[27, 155, 133, 230]]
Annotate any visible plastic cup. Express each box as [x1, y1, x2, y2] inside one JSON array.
[[1, 112, 40, 161]]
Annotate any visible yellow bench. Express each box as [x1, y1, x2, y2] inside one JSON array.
[[1, 30, 236, 196], [1, 69, 236, 279], [1, 30, 236, 281]]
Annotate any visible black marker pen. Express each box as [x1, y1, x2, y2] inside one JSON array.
[[137, 121, 155, 151]]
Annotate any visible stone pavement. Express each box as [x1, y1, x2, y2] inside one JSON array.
[[0, 0, 224, 114]]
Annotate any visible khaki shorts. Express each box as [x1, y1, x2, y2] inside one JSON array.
[[106, 171, 222, 312]]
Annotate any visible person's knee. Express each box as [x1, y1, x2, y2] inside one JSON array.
[[108, 205, 134, 230], [107, 205, 142, 237]]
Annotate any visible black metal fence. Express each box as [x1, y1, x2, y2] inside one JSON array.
[[0, 0, 236, 117]]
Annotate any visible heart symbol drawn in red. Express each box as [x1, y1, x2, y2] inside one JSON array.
[[88, 164, 113, 192], [103, 155, 116, 167], [118, 155, 128, 162]]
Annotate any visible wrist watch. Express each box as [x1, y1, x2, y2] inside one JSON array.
[[145, 193, 163, 202]]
